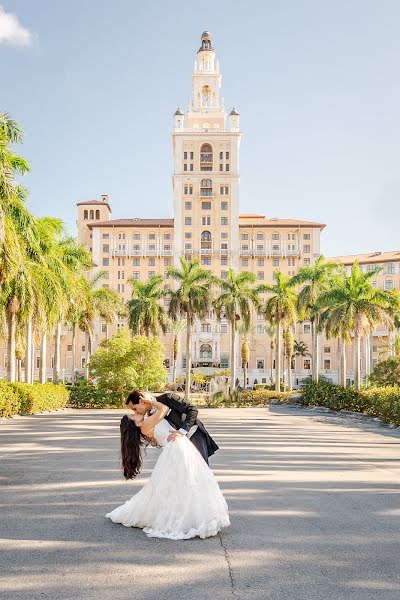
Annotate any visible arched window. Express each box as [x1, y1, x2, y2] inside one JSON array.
[[83, 210, 88, 220], [89, 210, 94, 220], [200, 144, 212, 171], [95, 210, 100, 219], [201, 231, 212, 242], [200, 343, 212, 359], [201, 231, 212, 255], [201, 85, 212, 107]]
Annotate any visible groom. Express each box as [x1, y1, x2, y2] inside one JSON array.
[[126, 390, 219, 465]]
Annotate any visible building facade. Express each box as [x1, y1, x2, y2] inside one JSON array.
[[0, 32, 397, 386]]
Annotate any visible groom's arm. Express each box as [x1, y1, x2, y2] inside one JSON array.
[[158, 392, 198, 433]]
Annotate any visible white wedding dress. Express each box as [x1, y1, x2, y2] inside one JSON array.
[[105, 419, 230, 540]]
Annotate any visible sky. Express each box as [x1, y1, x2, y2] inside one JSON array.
[[1, 0, 399, 257]]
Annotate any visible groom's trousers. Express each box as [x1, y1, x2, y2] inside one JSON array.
[[189, 429, 209, 466]]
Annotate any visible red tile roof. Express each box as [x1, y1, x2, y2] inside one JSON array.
[[328, 250, 400, 265], [88, 218, 174, 228]]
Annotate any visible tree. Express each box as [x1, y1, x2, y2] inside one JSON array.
[[292, 255, 338, 383], [293, 339, 310, 386], [79, 272, 121, 379], [214, 270, 260, 391], [263, 272, 297, 392], [239, 322, 253, 389], [167, 257, 214, 400], [316, 262, 399, 390], [369, 356, 400, 387], [127, 275, 168, 337], [89, 331, 167, 400]]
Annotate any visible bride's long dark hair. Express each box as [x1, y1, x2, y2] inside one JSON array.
[[120, 415, 148, 479]]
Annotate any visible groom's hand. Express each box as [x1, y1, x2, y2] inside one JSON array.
[[167, 429, 184, 442]]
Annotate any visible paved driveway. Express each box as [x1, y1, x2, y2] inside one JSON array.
[[1, 406, 400, 599]]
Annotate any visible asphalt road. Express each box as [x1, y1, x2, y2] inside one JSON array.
[[1, 405, 400, 600]]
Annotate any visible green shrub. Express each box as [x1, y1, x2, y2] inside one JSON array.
[[370, 356, 400, 387], [0, 381, 69, 417], [0, 381, 20, 417], [300, 379, 400, 427], [68, 381, 122, 409]]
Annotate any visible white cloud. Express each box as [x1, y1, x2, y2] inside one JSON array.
[[0, 5, 32, 46]]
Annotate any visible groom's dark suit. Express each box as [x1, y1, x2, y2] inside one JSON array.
[[156, 392, 218, 465]]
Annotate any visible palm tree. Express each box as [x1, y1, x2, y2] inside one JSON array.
[[214, 270, 260, 391], [127, 275, 168, 337], [317, 261, 399, 390], [239, 323, 254, 389], [292, 255, 338, 383], [167, 258, 214, 400], [79, 272, 121, 379], [263, 272, 297, 392], [293, 339, 310, 386]]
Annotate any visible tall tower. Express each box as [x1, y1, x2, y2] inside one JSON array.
[[172, 31, 241, 272]]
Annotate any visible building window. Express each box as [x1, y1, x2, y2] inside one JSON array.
[[132, 258, 140, 266], [164, 233, 171, 240], [148, 271, 155, 278], [164, 258, 171, 266], [303, 258, 311, 266], [101, 323, 107, 333], [185, 202, 192, 210], [385, 280, 393, 290], [189, 164, 193, 171], [220, 185, 229, 195], [226, 151, 230, 160], [190, 151, 193, 160], [257, 271, 264, 280], [324, 346, 331, 353], [102, 258, 109, 266], [202, 202, 211, 210], [83, 210, 88, 220], [201, 257, 211, 265], [184, 164, 187, 171], [304, 359, 311, 370], [102, 233, 109, 239], [303, 233, 311, 240], [102, 244, 109, 253], [257, 358, 265, 370], [133, 233, 141, 240], [257, 259, 264, 267], [221, 232, 228, 240], [201, 323, 211, 333], [303, 323, 311, 334], [200, 343, 212, 359], [200, 144, 213, 171], [148, 258, 155, 266], [304, 245, 311, 253], [220, 355, 229, 368], [219, 151, 223, 159], [219, 164, 223, 171], [221, 323, 228, 334], [225, 164, 229, 171], [202, 216, 211, 226], [256, 233, 264, 240], [184, 151, 187, 160], [324, 359, 331, 370], [385, 263, 395, 274], [185, 217, 192, 226], [221, 217, 228, 225], [221, 257, 228, 265], [242, 233, 249, 240], [242, 258, 248, 267], [272, 233, 280, 241], [221, 201, 228, 210], [221, 270, 228, 279], [185, 232, 192, 239], [132, 271, 140, 279], [256, 324, 264, 334]]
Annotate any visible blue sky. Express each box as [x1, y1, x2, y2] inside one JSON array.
[[1, 0, 399, 256]]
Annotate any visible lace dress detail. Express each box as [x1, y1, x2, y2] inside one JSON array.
[[105, 419, 230, 540]]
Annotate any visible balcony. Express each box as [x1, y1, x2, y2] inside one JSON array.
[[199, 191, 214, 197], [240, 249, 253, 256], [286, 248, 301, 256], [145, 249, 158, 256], [130, 248, 143, 256], [271, 249, 283, 256], [200, 248, 213, 255], [254, 248, 266, 256], [161, 249, 173, 256], [113, 250, 127, 257], [220, 249, 229, 256]]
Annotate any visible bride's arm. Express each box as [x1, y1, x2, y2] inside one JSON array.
[[140, 399, 168, 436]]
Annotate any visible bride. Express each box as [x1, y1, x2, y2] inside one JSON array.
[[105, 396, 230, 540]]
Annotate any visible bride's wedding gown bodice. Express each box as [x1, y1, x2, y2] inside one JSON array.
[[153, 419, 172, 447]]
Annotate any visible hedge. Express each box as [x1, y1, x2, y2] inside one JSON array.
[[299, 379, 400, 427], [0, 381, 69, 418], [67, 383, 123, 409]]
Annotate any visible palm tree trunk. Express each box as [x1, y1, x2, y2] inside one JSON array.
[[312, 319, 319, 382], [275, 321, 281, 392], [287, 354, 292, 391], [243, 358, 247, 389], [172, 335, 177, 384], [230, 319, 236, 391], [39, 333, 47, 384], [25, 315, 32, 384], [364, 335, 370, 388], [354, 332, 361, 390], [270, 343, 274, 383], [17, 358, 22, 382], [71, 322, 77, 384], [85, 331, 93, 380], [185, 315, 191, 401], [31, 340, 35, 383], [53, 322, 61, 384], [341, 339, 347, 387], [6, 310, 16, 383]]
